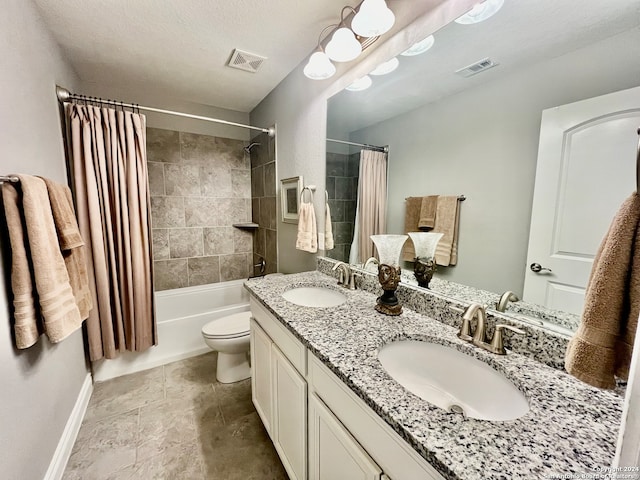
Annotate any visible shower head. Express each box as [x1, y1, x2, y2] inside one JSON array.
[[244, 142, 260, 154]]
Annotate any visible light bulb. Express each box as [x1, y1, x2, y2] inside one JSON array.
[[455, 0, 505, 24], [325, 27, 362, 62], [401, 35, 435, 56], [303, 51, 336, 80], [351, 0, 395, 37], [345, 75, 372, 92], [370, 57, 399, 76]]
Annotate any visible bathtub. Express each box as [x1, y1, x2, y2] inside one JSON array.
[[92, 279, 250, 382]]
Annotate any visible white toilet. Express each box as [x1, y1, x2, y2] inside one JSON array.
[[201, 311, 251, 383]]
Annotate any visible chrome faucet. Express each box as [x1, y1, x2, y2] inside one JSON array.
[[496, 291, 519, 312], [454, 303, 525, 355], [332, 262, 360, 290]]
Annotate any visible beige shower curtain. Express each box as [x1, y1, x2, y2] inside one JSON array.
[[356, 149, 388, 263], [66, 103, 156, 360]]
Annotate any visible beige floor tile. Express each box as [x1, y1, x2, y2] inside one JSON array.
[[200, 412, 287, 480], [164, 353, 219, 402], [130, 440, 206, 480], [84, 367, 165, 423], [214, 378, 255, 424]]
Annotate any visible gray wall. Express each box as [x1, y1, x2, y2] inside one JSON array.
[[350, 28, 640, 294], [0, 1, 89, 479]]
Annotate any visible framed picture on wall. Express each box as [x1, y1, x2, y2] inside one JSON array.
[[280, 176, 303, 224]]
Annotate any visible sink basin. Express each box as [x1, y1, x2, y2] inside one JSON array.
[[282, 287, 347, 308], [378, 340, 529, 421]]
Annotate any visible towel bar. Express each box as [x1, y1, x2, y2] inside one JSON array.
[[0, 175, 19, 184]]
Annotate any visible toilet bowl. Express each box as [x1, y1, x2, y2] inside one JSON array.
[[202, 311, 251, 383]]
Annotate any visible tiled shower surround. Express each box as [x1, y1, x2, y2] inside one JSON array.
[[146, 127, 253, 291], [250, 132, 277, 275], [325, 151, 359, 262]]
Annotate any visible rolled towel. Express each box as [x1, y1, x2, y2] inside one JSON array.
[[324, 201, 334, 251]]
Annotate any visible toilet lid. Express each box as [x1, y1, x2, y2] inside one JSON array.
[[202, 311, 251, 339]]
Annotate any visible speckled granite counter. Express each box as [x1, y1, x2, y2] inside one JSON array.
[[245, 271, 623, 480]]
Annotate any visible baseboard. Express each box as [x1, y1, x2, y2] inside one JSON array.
[[44, 373, 93, 480]]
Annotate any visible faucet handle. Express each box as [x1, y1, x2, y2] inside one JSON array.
[[457, 317, 473, 341], [490, 324, 526, 355], [349, 272, 362, 290]]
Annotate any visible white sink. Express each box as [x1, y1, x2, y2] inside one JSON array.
[[282, 287, 347, 308], [378, 340, 529, 421]]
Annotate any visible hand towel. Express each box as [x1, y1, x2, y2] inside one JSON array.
[[8, 175, 83, 346], [324, 201, 334, 251], [433, 196, 460, 266], [402, 196, 422, 261], [41, 178, 93, 320], [418, 195, 438, 230], [2, 183, 42, 348], [565, 192, 640, 389], [296, 192, 318, 253]]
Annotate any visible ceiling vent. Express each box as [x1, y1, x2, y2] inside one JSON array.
[[455, 57, 498, 78], [227, 49, 267, 73]]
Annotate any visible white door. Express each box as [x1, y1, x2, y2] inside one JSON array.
[[523, 85, 640, 314], [272, 345, 307, 480], [309, 393, 382, 480], [250, 318, 273, 435]]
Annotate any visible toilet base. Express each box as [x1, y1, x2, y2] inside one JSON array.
[[216, 351, 251, 383]]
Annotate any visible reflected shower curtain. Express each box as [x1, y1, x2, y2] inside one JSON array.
[[66, 103, 156, 360], [349, 149, 388, 264]]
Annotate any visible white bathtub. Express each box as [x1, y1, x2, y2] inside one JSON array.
[[92, 280, 250, 382]]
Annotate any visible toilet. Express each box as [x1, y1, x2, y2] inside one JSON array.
[[201, 311, 251, 383]]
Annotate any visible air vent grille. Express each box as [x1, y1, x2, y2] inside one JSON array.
[[455, 58, 498, 78], [227, 49, 267, 73]]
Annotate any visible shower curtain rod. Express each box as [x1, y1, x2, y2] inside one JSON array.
[[55, 86, 275, 137], [326, 138, 388, 153]]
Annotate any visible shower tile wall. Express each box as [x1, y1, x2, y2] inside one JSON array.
[[250, 132, 277, 275], [147, 127, 252, 291], [326, 151, 359, 262]]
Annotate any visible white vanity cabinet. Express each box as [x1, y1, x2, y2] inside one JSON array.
[[250, 299, 307, 480]]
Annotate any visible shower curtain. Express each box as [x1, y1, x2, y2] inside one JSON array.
[[349, 149, 388, 264], [66, 103, 156, 360]]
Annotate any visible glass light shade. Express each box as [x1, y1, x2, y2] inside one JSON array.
[[325, 27, 362, 62], [401, 35, 435, 56], [345, 75, 372, 91], [370, 57, 399, 76], [351, 0, 395, 37], [303, 51, 336, 80], [408, 232, 443, 259], [370, 235, 408, 266], [455, 0, 505, 24]]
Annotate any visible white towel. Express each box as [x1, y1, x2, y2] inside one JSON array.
[[296, 191, 318, 253], [324, 201, 334, 251]]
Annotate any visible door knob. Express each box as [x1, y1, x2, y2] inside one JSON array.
[[530, 262, 552, 273]]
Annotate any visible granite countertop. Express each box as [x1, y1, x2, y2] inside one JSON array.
[[245, 271, 623, 480]]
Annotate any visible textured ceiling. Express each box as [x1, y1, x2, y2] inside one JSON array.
[[328, 0, 640, 134], [33, 0, 357, 112]]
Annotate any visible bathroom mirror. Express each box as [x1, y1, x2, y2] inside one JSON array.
[[323, 0, 640, 332]]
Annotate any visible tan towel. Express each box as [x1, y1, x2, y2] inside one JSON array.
[[41, 178, 93, 320], [402, 197, 422, 261], [296, 195, 318, 253], [6, 175, 83, 346], [433, 196, 460, 266], [418, 195, 438, 230], [565, 192, 640, 389], [324, 201, 334, 251], [2, 183, 42, 348]]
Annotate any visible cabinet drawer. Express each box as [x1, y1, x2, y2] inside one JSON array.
[[250, 297, 307, 376], [309, 354, 445, 480]]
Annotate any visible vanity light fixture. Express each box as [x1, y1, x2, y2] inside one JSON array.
[[325, 26, 363, 62], [304, 25, 338, 80], [369, 57, 399, 76], [345, 75, 373, 91], [351, 0, 395, 37], [401, 35, 435, 56], [455, 0, 505, 24]]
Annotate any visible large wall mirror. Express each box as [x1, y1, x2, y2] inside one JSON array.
[[324, 0, 640, 333]]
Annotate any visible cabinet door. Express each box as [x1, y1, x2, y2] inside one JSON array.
[[250, 318, 273, 434], [309, 393, 382, 480], [272, 345, 308, 480]]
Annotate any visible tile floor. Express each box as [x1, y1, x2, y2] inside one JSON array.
[[63, 353, 287, 479]]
